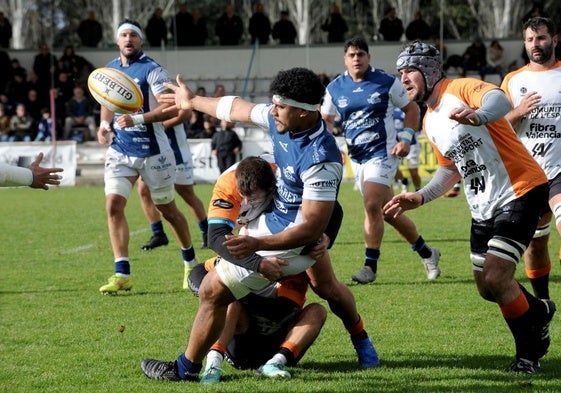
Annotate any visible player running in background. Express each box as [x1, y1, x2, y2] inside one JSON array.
[[388, 40, 555, 373], [96, 19, 197, 294], [321, 37, 440, 283], [501, 16, 560, 301]]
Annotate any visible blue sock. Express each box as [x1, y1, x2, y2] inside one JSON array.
[[181, 246, 196, 264], [365, 248, 380, 273], [176, 353, 201, 380], [197, 218, 208, 237], [115, 258, 130, 275], [151, 221, 165, 236], [411, 236, 432, 258]]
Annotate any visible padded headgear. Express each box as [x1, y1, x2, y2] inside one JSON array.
[[396, 41, 444, 97]]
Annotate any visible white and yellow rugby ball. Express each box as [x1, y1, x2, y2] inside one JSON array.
[[87, 67, 143, 114]]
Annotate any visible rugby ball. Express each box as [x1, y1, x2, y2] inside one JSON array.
[[87, 67, 143, 114]]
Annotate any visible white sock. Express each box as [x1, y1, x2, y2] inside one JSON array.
[[266, 353, 287, 366], [205, 350, 224, 370]]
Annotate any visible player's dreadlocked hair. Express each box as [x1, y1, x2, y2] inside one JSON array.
[[269, 67, 325, 106]]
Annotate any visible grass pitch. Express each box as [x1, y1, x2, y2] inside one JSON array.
[[1, 181, 560, 392]]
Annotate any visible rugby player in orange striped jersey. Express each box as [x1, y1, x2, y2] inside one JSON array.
[[386, 40, 555, 374]]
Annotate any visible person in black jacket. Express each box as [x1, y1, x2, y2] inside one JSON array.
[[145, 8, 168, 48], [77, 11, 102, 48], [215, 4, 244, 46], [321, 4, 348, 43], [248, 2, 271, 45], [272, 10, 297, 45], [211, 120, 242, 173]]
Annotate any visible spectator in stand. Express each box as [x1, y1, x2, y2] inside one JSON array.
[[54, 71, 74, 124], [484, 39, 505, 80], [322, 4, 348, 43], [5, 72, 29, 105], [213, 84, 226, 98], [77, 11, 103, 48], [200, 114, 216, 139], [33, 43, 58, 105], [215, 4, 244, 46], [58, 45, 94, 87], [522, 1, 549, 23], [24, 88, 42, 123], [405, 11, 432, 41], [8, 103, 34, 141], [146, 7, 168, 48], [35, 108, 53, 142], [169, 3, 193, 47], [64, 86, 96, 141], [379, 6, 404, 41], [248, 2, 271, 45], [0, 11, 12, 48], [0, 50, 11, 92], [187, 87, 206, 138], [0, 93, 14, 116], [0, 103, 10, 140], [211, 120, 242, 173], [272, 10, 297, 45], [10, 58, 26, 82], [190, 9, 208, 46], [461, 37, 487, 78]]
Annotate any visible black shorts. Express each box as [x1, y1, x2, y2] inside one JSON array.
[[226, 328, 289, 370], [470, 183, 548, 254]]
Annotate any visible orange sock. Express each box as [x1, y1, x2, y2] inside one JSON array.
[[499, 292, 529, 319], [345, 315, 364, 336], [210, 341, 227, 355], [280, 340, 301, 359], [525, 263, 551, 279]]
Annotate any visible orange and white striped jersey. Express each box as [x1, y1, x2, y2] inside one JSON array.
[[501, 61, 561, 180], [423, 78, 547, 220]]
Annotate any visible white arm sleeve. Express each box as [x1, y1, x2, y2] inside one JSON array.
[[419, 164, 461, 204], [0, 163, 33, 187]]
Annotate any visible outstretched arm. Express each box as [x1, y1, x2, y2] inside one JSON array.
[[160, 75, 257, 125], [0, 153, 63, 189]]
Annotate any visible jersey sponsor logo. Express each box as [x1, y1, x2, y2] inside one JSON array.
[[446, 134, 484, 162], [525, 123, 559, 138], [527, 105, 561, 119], [367, 92, 381, 105], [278, 141, 289, 152], [212, 199, 234, 209], [460, 159, 487, 177], [343, 110, 381, 131], [150, 155, 173, 170], [337, 96, 350, 108], [352, 87, 364, 93], [309, 179, 339, 189]]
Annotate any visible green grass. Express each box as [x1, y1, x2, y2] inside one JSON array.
[[1, 182, 561, 392]]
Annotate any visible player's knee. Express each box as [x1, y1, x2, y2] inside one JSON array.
[[151, 185, 175, 205]]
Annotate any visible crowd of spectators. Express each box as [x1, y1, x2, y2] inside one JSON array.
[[0, 44, 97, 142], [0, 43, 245, 143]]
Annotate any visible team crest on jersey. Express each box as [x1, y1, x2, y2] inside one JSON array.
[[367, 92, 381, 105], [283, 165, 296, 182], [337, 96, 350, 108]]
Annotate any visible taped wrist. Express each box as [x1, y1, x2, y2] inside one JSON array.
[[216, 96, 238, 122], [398, 127, 415, 144], [130, 114, 144, 125]]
